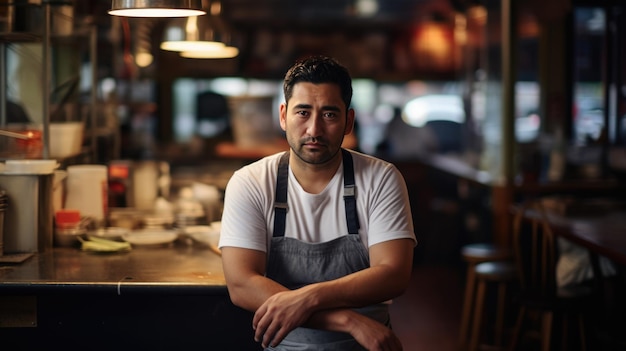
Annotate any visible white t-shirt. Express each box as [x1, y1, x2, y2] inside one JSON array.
[[219, 149, 416, 253]]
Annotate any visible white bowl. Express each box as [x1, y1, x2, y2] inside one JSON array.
[[50, 122, 84, 158], [184, 225, 220, 248], [122, 229, 178, 246], [88, 227, 129, 241]]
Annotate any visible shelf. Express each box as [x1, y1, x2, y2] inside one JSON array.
[[0, 32, 40, 43], [1, 2, 99, 163], [0, 27, 93, 44], [215, 140, 288, 160]]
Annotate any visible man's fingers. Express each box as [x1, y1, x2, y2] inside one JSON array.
[[258, 319, 281, 348]]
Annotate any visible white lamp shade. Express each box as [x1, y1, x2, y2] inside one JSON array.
[[161, 15, 229, 52], [180, 46, 239, 59], [109, 0, 206, 17]]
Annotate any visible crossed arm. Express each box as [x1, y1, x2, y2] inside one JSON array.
[[221, 238, 414, 350]]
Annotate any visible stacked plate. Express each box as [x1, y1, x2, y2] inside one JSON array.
[[174, 213, 206, 228], [0, 189, 7, 211], [0, 189, 7, 255]]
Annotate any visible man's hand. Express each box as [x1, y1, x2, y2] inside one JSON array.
[[253, 289, 404, 351], [346, 312, 403, 351], [252, 289, 315, 348]]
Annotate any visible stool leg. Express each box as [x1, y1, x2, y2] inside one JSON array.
[[469, 278, 487, 351], [460, 264, 477, 350], [577, 314, 587, 351], [541, 311, 553, 351], [494, 281, 508, 347], [508, 305, 527, 351]]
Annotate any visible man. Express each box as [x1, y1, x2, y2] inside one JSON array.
[[219, 56, 416, 351]]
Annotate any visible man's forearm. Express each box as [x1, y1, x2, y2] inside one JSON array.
[[306, 306, 361, 333], [227, 274, 289, 312]]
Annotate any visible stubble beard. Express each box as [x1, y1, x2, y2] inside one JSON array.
[[289, 136, 342, 165]]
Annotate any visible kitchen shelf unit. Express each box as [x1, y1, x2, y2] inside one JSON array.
[[0, 2, 98, 165]]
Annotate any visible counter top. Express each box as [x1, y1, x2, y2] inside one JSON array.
[[0, 244, 226, 295]]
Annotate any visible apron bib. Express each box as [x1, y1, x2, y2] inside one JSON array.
[[265, 150, 390, 351]]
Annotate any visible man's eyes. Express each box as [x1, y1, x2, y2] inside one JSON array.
[[295, 111, 337, 119]]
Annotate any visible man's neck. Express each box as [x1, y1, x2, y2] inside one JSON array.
[[289, 153, 342, 194]]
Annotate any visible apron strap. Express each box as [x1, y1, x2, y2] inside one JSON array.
[[342, 149, 360, 234], [273, 151, 290, 238], [273, 149, 359, 237]]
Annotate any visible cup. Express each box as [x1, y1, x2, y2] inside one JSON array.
[[65, 165, 108, 226]]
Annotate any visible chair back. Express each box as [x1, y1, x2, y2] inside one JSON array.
[[512, 200, 559, 297]]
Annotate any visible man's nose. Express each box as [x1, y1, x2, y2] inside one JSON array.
[[306, 114, 323, 137]]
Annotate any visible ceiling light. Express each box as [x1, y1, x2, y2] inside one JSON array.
[[109, 0, 206, 18], [180, 46, 239, 59], [161, 14, 226, 51]]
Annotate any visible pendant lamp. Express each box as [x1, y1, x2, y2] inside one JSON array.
[[177, 13, 239, 59], [161, 0, 239, 59], [109, 0, 206, 18], [180, 45, 239, 59], [160, 15, 225, 51]]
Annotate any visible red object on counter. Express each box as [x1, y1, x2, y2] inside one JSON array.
[[9, 129, 43, 159], [55, 209, 81, 227]]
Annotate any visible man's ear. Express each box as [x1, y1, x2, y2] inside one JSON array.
[[279, 103, 287, 131], [345, 108, 356, 135]]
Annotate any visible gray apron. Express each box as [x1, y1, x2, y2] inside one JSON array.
[[265, 150, 390, 351]]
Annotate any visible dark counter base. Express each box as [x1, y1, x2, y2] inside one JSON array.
[[0, 293, 261, 350]]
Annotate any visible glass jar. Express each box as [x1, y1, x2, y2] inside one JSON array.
[[54, 209, 85, 247]]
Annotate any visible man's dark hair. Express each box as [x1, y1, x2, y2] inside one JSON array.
[[283, 56, 353, 109]]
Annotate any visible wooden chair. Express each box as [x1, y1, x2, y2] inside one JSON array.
[[508, 201, 596, 351]]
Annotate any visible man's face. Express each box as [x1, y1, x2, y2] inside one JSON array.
[[280, 82, 354, 165]]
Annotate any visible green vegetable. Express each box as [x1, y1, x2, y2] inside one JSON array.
[[79, 236, 131, 252]]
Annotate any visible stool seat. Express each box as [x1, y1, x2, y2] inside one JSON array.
[[475, 261, 517, 281], [462, 243, 511, 263]]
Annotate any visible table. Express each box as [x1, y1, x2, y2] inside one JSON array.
[[531, 204, 626, 267], [0, 244, 260, 350], [519, 200, 626, 349]]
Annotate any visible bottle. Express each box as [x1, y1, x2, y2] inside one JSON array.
[[548, 129, 565, 182], [174, 187, 205, 228]]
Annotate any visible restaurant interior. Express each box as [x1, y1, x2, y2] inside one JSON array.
[[0, 0, 625, 350]]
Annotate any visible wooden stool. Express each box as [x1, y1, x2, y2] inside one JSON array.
[[459, 243, 512, 351], [468, 261, 517, 351]]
